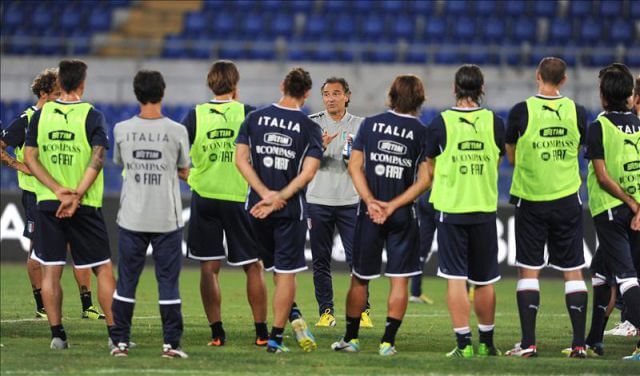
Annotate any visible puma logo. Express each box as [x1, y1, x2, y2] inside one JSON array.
[[597, 305, 608, 312], [624, 138, 640, 154], [53, 108, 75, 124], [210, 108, 230, 122], [569, 305, 584, 313], [528, 305, 539, 311], [542, 104, 563, 120], [459, 117, 480, 133]]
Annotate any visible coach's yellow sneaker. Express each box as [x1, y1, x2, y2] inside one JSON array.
[[360, 309, 373, 328], [82, 305, 105, 320], [315, 309, 336, 327]]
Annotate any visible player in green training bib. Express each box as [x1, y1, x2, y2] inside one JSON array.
[[23, 60, 116, 350], [428, 65, 504, 358], [181, 60, 269, 347], [584, 64, 640, 361], [0, 68, 103, 320], [505, 57, 589, 359]]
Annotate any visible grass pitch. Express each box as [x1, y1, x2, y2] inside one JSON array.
[[1, 263, 637, 375]]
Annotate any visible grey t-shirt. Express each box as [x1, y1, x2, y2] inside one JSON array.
[[306, 111, 363, 206], [113, 116, 190, 233]]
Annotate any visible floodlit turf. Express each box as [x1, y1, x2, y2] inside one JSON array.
[[1, 263, 637, 375]]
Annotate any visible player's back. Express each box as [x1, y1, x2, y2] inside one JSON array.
[[238, 104, 323, 219], [353, 110, 427, 203]]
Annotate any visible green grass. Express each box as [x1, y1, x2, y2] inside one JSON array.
[[1, 263, 637, 375]]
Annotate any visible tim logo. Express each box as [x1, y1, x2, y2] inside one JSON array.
[[53, 108, 74, 124], [207, 129, 235, 139], [623, 161, 640, 172], [133, 149, 162, 160], [458, 141, 484, 151], [623, 138, 640, 154], [48, 130, 75, 141], [459, 117, 479, 133], [542, 104, 563, 120], [210, 108, 230, 122], [264, 132, 292, 147], [539, 127, 568, 137], [377, 140, 407, 155]]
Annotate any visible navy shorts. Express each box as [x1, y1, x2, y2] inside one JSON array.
[[250, 217, 307, 273], [187, 191, 259, 265], [115, 227, 182, 303], [436, 219, 500, 285], [21, 190, 37, 240], [351, 205, 421, 279], [590, 204, 639, 283], [514, 193, 585, 271], [31, 206, 111, 268]]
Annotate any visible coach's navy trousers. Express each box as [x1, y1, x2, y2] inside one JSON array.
[[308, 203, 357, 315], [111, 227, 184, 348], [411, 191, 436, 297]]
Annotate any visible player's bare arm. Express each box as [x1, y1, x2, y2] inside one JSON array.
[[505, 143, 516, 165], [61, 145, 106, 218], [235, 143, 286, 217], [378, 161, 431, 224], [592, 158, 640, 213], [0, 139, 32, 175]]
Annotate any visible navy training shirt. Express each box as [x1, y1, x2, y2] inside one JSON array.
[[352, 110, 428, 204], [236, 103, 323, 220]]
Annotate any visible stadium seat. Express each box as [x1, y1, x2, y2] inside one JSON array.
[[424, 17, 447, 42], [452, 17, 477, 42], [481, 17, 506, 43], [547, 19, 573, 45], [31, 6, 55, 29], [392, 15, 416, 41], [333, 14, 357, 39], [303, 14, 327, 40], [212, 12, 236, 36], [291, 0, 314, 12], [600, 0, 622, 18], [445, 0, 468, 14], [404, 49, 428, 63], [632, 1, 640, 18], [511, 17, 537, 43], [162, 35, 188, 58], [271, 13, 294, 37], [569, 0, 591, 18], [59, 7, 84, 32], [579, 18, 603, 45], [88, 8, 112, 31], [409, 0, 434, 15], [241, 13, 265, 37], [624, 43, 640, 67], [533, 1, 557, 17], [505, 0, 527, 16], [360, 14, 385, 41], [184, 12, 207, 35], [475, 0, 497, 16], [2, 5, 24, 29], [381, 0, 404, 13], [609, 19, 634, 44]]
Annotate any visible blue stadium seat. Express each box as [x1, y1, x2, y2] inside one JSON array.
[[392, 15, 415, 40], [548, 19, 573, 45], [31, 6, 55, 28], [2, 5, 24, 29], [291, 0, 314, 12], [446, 0, 468, 14], [262, 0, 284, 12], [609, 19, 634, 44], [569, 0, 591, 18], [162, 35, 188, 58], [584, 51, 615, 67], [364, 48, 396, 63], [579, 18, 603, 45], [313, 44, 338, 62], [303, 14, 327, 39], [452, 17, 476, 42], [600, 0, 622, 18], [184, 12, 207, 35], [434, 47, 458, 64], [212, 12, 236, 36], [353, 0, 372, 14], [59, 7, 84, 31], [88, 8, 112, 30], [533, 1, 557, 17], [512, 17, 537, 43], [405, 49, 427, 63], [219, 45, 248, 60], [360, 14, 385, 41], [287, 47, 311, 61], [424, 17, 447, 42], [241, 13, 265, 37], [271, 13, 294, 36], [505, 0, 527, 16], [410, 0, 434, 15], [333, 14, 357, 38], [624, 43, 640, 67], [190, 38, 213, 59], [481, 17, 506, 43], [381, 0, 404, 13], [632, 1, 640, 18], [324, 0, 345, 13], [475, 0, 497, 16]]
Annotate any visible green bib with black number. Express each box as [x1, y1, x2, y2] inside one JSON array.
[[587, 115, 640, 217], [510, 96, 581, 201], [34, 102, 103, 207], [15, 107, 37, 192], [430, 109, 500, 213], [188, 101, 248, 202]]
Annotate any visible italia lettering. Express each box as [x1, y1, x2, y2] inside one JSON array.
[[617, 125, 640, 134], [125, 132, 170, 142], [257, 116, 301, 133], [372, 122, 414, 140]]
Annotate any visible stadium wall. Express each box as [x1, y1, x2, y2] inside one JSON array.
[[0, 56, 606, 115], [1, 192, 598, 277]]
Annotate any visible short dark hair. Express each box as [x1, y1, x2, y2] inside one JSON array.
[[31, 68, 58, 98], [207, 60, 239, 95], [387, 74, 425, 114], [58, 59, 87, 92], [133, 70, 166, 104], [454, 64, 484, 104], [538, 57, 566, 85], [321, 77, 351, 107], [598, 63, 634, 112], [283, 67, 312, 98]]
